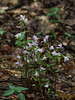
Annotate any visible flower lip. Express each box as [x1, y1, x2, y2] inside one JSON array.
[[33, 35, 38, 41], [34, 71, 39, 76], [20, 15, 25, 20], [17, 55, 21, 59], [40, 66, 45, 71], [35, 58, 38, 62], [27, 59, 30, 63], [32, 41, 38, 46], [15, 33, 21, 38], [37, 48, 44, 53], [43, 35, 49, 42], [64, 56, 69, 62], [23, 50, 28, 54], [57, 43, 63, 49], [14, 61, 23, 67], [20, 15, 28, 23], [44, 83, 48, 88], [50, 46, 54, 50], [24, 18, 28, 23], [52, 50, 60, 56], [42, 55, 47, 60]]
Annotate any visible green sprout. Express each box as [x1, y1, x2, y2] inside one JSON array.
[[3, 84, 28, 100]]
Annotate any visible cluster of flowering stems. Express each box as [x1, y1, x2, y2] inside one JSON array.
[[15, 15, 70, 90]]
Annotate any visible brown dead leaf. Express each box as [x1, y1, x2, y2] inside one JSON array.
[[9, 95, 18, 100], [62, 60, 75, 72], [0, 72, 4, 77], [1, 75, 9, 80], [2, 44, 11, 51], [7, 69, 21, 78], [65, 19, 75, 26], [27, 93, 35, 99]]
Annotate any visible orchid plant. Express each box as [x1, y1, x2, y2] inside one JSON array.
[[4, 14, 70, 99]]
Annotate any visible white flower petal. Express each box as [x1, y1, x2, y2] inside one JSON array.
[[33, 35, 38, 41], [42, 55, 47, 60], [64, 56, 69, 62], [15, 33, 21, 38], [17, 55, 21, 59], [34, 71, 39, 76], [43, 35, 49, 42], [37, 48, 44, 53], [44, 84, 48, 87], [50, 46, 54, 50], [40, 66, 45, 71], [58, 43, 63, 49]]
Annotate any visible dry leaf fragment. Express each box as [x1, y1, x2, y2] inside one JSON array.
[[2, 44, 11, 51]]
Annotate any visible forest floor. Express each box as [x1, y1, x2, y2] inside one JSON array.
[[0, 0, 75, 100]]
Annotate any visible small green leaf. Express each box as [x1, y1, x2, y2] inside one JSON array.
[[47, 54, 52, 58], [41, 78, 46, 81], [47, 64, 50, 68], [27, 40, 33, 42], [15, 40, 19, 45], [65, 32, 72, 38], [47, 13, 54, 16], [36, 32, 42, 35], [15, 87, 28, 93], [3, 89, 14, 96], [18, 93, 25, 100], [0, 28, 4, 36], [49, 20, 61, 23], [48, 88, 51, 93], [54, 14, 61, 19], [34, 77, 38, 81], [55, 70, 59, 73], [32, 84, 36, 86], [50, 63, 56, 66], [55, 94, 58, 96], [41, 83, 44, 86], [8, 84, 15, 89], [52, 60, 56, 62], [19, 36, 24, 41], [51, 91, 54, 94], [21, 41, 25, 44], [25, 31, 28, 32], [51, 7, 59, 12]]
